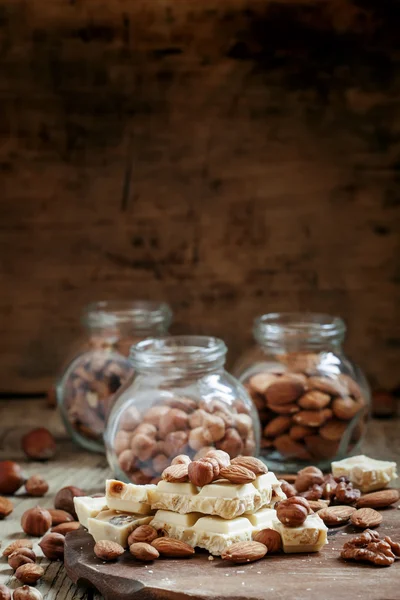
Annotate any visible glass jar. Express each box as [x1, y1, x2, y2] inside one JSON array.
[[234, 312, 370, 472], [57, 301, 172, 452], [105, 336, 260, 484]]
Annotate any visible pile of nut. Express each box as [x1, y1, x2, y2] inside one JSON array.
[[0, 480, 86, 600], [61, 351, 133, 442], [244, 370, 367, 461], [113, 397, 256, 483], [341, 529, 400, 566]]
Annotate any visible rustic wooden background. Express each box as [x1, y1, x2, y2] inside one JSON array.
[[0, 0, 399, 394]]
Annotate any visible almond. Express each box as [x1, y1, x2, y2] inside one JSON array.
[[308, 376, 346, 396], [127, 525, 158, 546], [94, 540, 124, 561], [318, 505, 356, 526], [308, 499, 330, 512], [204, 449, 231, 468], [263, 416, 292, 438], [253, 529, 282, 553], [289, 425, 314, 441], [130, 542, 159, 561], [51, 521, 81, 535], [219, 465, 256, 484], [48, 509, 75, 525], [171, 454, 192, 466], [161, 463, 189, 483], [273, 434, 312, 461], [265, 378, 305, 405], [293, 409, 332, 427], [355, 489, 400, 509], [298, 391, 331, 410], [332, 396, 361, 420], [319, 419, 348, 441], [303, 435, 339, 459], [248, 373, 278, 394], [231, 456, 268, 476], [267, 402, 300, 415], [350, 508, 383, 529], [151, 537, 195, 557], [221, 541, 267, 563]]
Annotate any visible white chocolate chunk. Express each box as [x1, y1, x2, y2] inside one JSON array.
[[247, 507, 276, 530], [87, 509, 152, 547], [74, 496, 108, 529], [157, 480, 198, 495], [153, 510, 201, 527], [273, 512, 328, 554], [193, 515, 251, 534], [199, 481, 255, 498], [106, 479, 156, 509], [331, 455, 398, 492]]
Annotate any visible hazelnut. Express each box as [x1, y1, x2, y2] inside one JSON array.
[[0, 496, 14, 518], [0, 584, 11, 600], [118, 406, 141, 431], [133, 423, 157, 438], [118, 449, 136, 473], [21, 428, 56, 461], [15, 563, 44, 585], [25, 475, 49, 497], [253, 528, 282, 553], [159, 408, 188, 437], [48, 509, 74, 526], [94, 540, 124, 561], [188, 409, 208, 429], [164, 430, 188, 455], [188, 427, 213, 451], [3, 540, 33, 558], [21, 506, 52, 536], [130, 433, 156, 462], [152, 453, 170, 474], [13, 586, 43, 600], [8, 548, 36, 570], [127, 525, 158, 545], [203, 414, 225, 443], [295, 466, 324, 492], [278, 480, 297, 498], [54, 486, 85, 519], [0, 461, 25, 494], [216, 428, 243, 458], [113, 430, 131, 456], [193, 446, 215, 460], [233, 414, 253, 437], [188, 460, 215, 487], [276, 496, 310, 527], [39, 532, 65, 560], [142, 405, 169, 427]]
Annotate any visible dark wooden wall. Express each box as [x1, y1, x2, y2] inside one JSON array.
[[0, 0, 399, 394]]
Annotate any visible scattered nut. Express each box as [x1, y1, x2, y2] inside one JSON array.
[[25, 475, 49, 497], [188, 460, 215, 487], [0, 585, 11, 600], [13, 585, 43, 600], [221, 541, 267, 563], [318, 505, 356, 526], [205, 449, 231, 468], [3, 540, 33, 558], [253, 528, 282, 553], [39, 532, 65, 560], [94, 540, 124, 561], [335, 481, 361, 505], [161, 464, 189, 483], [278, 480, 297, 498], [341, 530, 396, 567], [350, 508, 383, 529], [355, 489, 400, 509], [51, 521, 81, 535], [230, 456, 268, 475], [21, 428, 56, 460], [276, 497, 310, 527], [21, 507, 52, 536], [130, 542, 159, 561], [151, 537, 195, 557], [54, 486, 85, 519], [127, 525, 158, 546], [48, 509, 75, 526], [0, 461, 25, 495], [294, 466, 324, 493], [15, 563, 44, 585], [219, 465, 256, 484], [171, 454, 192, 466], [0, 496, 14, 518], [8, 548, 36, 570]]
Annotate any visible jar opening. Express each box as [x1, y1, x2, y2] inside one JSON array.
[[83, 301, 172, 331], [130, 336, 227, 373], [254, 312, 346, 350]]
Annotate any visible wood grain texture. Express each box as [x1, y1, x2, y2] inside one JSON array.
[[0, 399, 399, 599], [0, 0, 399, 393]]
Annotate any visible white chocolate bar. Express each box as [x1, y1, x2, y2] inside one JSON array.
[[87, 509, 152, 547], [151, 508, 327, 556], [331, 455, 398, 492], [272, 512, 328, 554], [74, 496, 108, 529], [106, 479, 156, 512]]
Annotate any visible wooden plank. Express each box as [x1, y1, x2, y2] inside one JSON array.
[[0, 0, 399, 392]]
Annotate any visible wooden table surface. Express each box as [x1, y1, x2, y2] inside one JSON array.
[[1, 399, 399, 600]]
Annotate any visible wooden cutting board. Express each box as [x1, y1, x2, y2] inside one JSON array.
[[65, 507, 400, 600]]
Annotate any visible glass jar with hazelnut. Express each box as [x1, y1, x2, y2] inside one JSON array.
[[57, 301, 172, 452], [105, 336, 260, 483], [234, 313, 370, 472]]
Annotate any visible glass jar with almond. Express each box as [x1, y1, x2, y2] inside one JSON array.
[[234, 313, 370, 472], [57, 301, 172, 452], [105, 336, 260, 483]]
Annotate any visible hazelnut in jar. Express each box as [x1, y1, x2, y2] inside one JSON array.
[[234, 313, 370, 472], [57, 301, 172, 452], [105, 336, 260, 482]]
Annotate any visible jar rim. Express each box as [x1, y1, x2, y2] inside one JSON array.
[[83, 301, 173, 329], [254, 312, 346, 346], [130, 335, 227, 371]]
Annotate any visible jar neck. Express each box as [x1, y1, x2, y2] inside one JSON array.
[[253, 312, 346, 353], [83, 301, 172, 343], [130, 336, 227, 377]]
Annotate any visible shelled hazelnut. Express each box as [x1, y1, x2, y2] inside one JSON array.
[[0, 461, 25, 495], [21, 507, 52, 536], [54, 486, 85, 519], [112, 396, 257, 481], [25, 475, 49, 497]]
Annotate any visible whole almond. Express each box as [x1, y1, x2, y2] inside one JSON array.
[[308, 376, 346, 396], [350, 508, 383, 529], [161, 463, 189, 483], [94, 540, 124, 561], [356, 489, 400, 509], [267, 402, 300, 415], [263, 416, 292, 438], [3, 540, 33, 558], [130, 542, 159, 561], [0, 496, 13, 518], [231, 456, 268, 476], [266, 378, 305, 405], [188, 460, 214, 487], [289, 425, 314, 441], [15, 563, 44, 585], [293, 409, 332, 428], [273, 435, 312, 461], [298, 391, 331, 410], [308, 499, 330, 512], [151, 537, 195, 557], [319, 419, 348, 441], [248, 373, 278, 394], [51, 521, 81, 535], [48, 509, 75, 525], [219, 465, 256, 484], [253, 528, 282, 553], [332, 396, 361, 420], [318, 505, 356, 526], [221, 541, 267, 563], [127, 525, 158, 545]]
